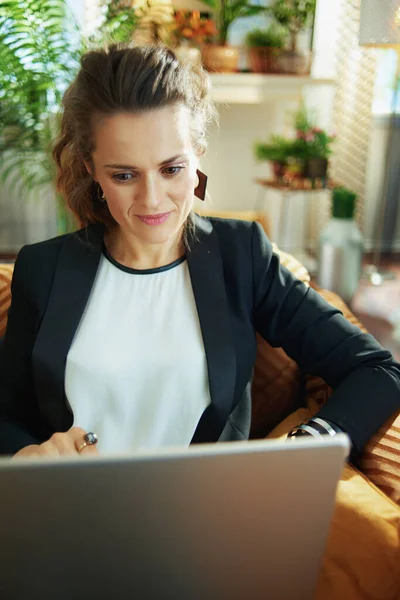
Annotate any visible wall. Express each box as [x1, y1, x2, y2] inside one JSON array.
[[0, 182, 57, 254]]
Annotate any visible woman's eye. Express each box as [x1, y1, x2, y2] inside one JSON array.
[[112, 173, 134, 183], [163, 166, 184, 176]]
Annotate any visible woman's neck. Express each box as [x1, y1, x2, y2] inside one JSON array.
[[104, 227, 185, 270]]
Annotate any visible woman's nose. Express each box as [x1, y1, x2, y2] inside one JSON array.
[[138, 175, 163, 212]]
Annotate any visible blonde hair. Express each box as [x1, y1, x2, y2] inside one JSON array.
[[53, 43, 215, 230]]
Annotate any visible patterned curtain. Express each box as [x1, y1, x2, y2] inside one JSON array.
[[330, 0, 378, 230]]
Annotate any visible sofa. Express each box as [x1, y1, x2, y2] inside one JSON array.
[[0, 243, 399, 598]]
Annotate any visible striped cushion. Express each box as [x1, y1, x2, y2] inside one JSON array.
[[359, 414, 400, 506], [251, 337, 302, 438], [0, 264, 14, 338]]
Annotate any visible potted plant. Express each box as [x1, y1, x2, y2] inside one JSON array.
[[0, 0, 83, 235], [292, 104, 336, 180], [318, 186, 363, 303], [200, 0, 266, 72], [254, 105, 336, 183], [267, 0, 316, 74], [254, 136, 300, 180], [170, 10, 217, 66], [100, 0, 139, 43], [245, 24, 288, 74]]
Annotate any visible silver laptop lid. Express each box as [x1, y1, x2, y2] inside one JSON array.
[[0, 435, 349, 600]]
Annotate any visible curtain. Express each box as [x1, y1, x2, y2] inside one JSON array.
[[330, 0, 378, 232]]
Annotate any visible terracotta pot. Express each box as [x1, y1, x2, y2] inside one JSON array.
[[304, 158, 328, 180], [201, 44, 240, 73], [276, 50, 311, 75], [248, 47, 282, 74], [271, 161, 286, 180]]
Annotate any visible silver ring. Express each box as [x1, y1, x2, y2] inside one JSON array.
[[78, 432, 98, 453]]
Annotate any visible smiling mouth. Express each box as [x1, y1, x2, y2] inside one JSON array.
[[136, 212, 172, 226]]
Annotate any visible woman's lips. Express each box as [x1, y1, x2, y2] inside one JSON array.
[[136, 212, 172, 226]]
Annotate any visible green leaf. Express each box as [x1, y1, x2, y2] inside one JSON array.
[[0, 0, 81, 197]]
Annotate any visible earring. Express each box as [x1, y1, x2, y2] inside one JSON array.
[[97, 184, 106, 203], [194, 169, 207, 201]]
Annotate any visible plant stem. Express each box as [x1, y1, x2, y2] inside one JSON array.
[[220, 0, 227, 45], [290, 30, 296, 52]]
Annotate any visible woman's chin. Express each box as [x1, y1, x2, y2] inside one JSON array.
[[131, 221, 182, 246]]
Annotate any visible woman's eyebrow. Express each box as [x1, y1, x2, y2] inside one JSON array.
[[104, 154, 189, 169]]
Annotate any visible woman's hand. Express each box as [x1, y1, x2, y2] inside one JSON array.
[[12, 427, 99, 458]]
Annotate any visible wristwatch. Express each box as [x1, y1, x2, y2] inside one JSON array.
[[287, 417, 345, 439]]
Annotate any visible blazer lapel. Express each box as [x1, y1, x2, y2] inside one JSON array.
[[33, 224, 104, 433], [188, 215, 236, 443]]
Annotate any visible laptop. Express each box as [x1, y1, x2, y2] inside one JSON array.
[[0, 435, 349, 600]]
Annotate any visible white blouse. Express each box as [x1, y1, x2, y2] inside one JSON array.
[[65, 249, 211, 454]]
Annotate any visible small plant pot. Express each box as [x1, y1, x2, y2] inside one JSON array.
[[271, 161, 287, 180], [304, 158, 328, 180], [248, 47, 282, 74], [201, 44, 240, 73], [281, 160, 305, 184], [276, 50, 311, 75]]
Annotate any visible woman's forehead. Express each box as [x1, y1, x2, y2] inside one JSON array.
[[91, 106, 193, 163]]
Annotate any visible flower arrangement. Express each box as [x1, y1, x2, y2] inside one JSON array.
[[254, 104, 336, 182], [171, 10, 217, 46], [293, 127, 336, 160], [293, 105, 336, 160]]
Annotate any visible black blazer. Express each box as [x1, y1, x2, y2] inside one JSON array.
[[0, 215, 399, 458]]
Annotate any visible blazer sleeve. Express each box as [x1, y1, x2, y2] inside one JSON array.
[[250, 222, 400, 457], [0, 247, 50, 455]]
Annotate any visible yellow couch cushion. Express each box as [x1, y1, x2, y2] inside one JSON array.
[[316, 464, 400, 600], [267, 408, 400, 600]]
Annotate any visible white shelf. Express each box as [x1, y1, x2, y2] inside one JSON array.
[[209, 73, 335, 104]]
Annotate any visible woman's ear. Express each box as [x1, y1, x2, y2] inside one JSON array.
[[84, 161, 93, 177]]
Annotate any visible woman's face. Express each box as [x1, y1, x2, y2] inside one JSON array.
[[89, 104, 199, 246]]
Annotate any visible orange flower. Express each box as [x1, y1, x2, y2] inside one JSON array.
[[172, 10, 216, 44], [181, 27, 193, 38], [203, 20, 217, 35]]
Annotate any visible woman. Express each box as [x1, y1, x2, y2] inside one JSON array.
[[0, 44, 399, 460]]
